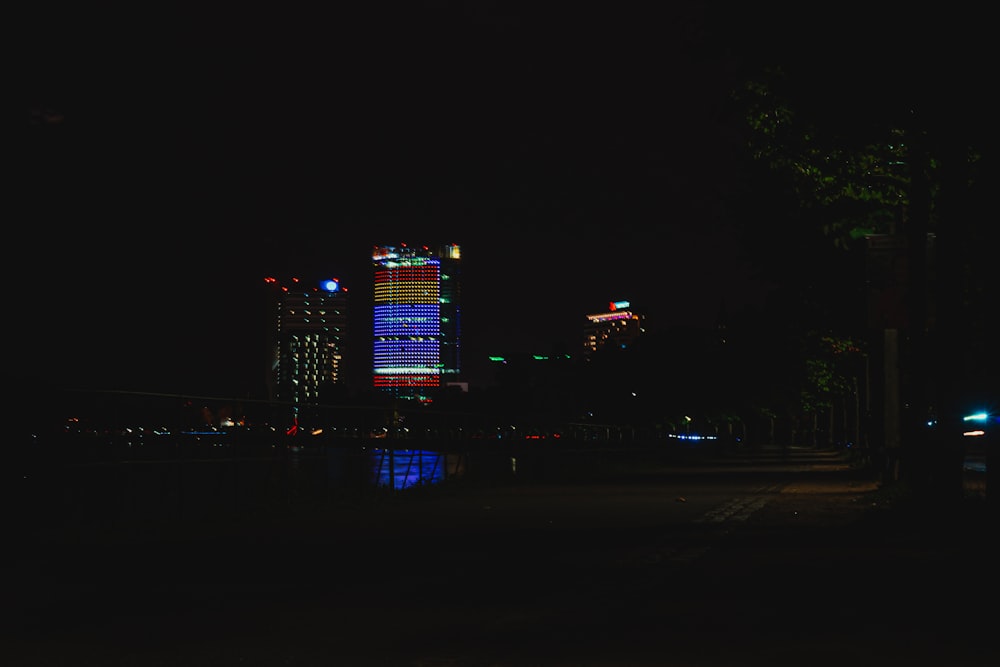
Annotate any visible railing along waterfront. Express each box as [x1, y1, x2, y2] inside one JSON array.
[[15, 415, 743, 540]]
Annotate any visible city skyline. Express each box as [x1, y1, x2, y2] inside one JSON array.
[[15, 4, 991, 400], [12, 4, 758, 398]]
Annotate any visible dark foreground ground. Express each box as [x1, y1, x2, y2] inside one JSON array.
[[5, 446, 998, 667]]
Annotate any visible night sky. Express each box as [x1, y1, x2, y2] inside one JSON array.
[[14, 3, 988, 398]]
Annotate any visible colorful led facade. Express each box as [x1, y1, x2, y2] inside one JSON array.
[[372, 244, 461, 401], [264, 276, 349, 428], [584, 299, 644, 355]]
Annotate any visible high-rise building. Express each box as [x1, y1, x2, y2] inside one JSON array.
[[264, 275, 349, 430], [583, 299, 644, 356], [372, 243, 461, 402]]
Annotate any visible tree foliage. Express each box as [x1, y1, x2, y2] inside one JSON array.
[[722, 25, 996, 476], [732, 69, 932, 250]]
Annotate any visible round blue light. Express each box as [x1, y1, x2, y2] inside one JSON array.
[[320, 279, 340, 293]]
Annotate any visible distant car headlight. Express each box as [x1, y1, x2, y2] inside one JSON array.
[[962, 411, 995, 438]]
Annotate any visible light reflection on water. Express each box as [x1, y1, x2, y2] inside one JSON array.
[[369, 449, 464, 489], [26, 435, 486, 525]]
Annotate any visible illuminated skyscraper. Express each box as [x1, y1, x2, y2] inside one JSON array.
[[584, 299, 644, 356], [264, 275, 349, 430], [372, 243, 461, 401]]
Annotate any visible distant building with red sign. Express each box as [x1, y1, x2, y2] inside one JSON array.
[[583, 300, 644, 356]]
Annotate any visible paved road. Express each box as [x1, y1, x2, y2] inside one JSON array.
[[6, 447, 997, 666]]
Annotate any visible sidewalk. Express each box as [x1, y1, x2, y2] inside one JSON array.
[[7, 444, 996, 667], [681, 449, 999, 667], [727, 444, 995, 547]]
